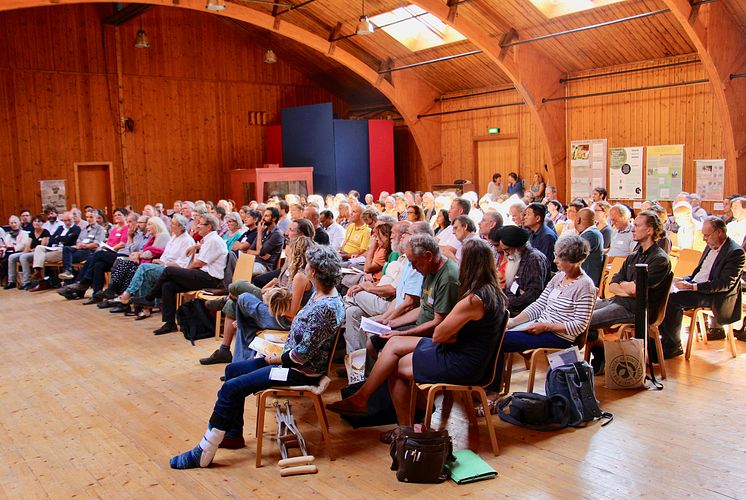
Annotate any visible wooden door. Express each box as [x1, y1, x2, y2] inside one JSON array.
[[74, 162, 114, 216], [475, 137, 519, 198]]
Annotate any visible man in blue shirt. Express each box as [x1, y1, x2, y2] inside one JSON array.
[[576, 207, 605, 286], [523, 202, 558, 272]]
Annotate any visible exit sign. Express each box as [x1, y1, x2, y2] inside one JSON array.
[[488, 127, 500, 134]]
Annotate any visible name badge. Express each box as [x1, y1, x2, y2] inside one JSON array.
[[269, 367, 289, 381], [509, 281, 520, 294], [427, 296, 435, 305]]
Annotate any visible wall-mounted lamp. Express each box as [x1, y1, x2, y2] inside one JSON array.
[[133, 16, 150, 49]]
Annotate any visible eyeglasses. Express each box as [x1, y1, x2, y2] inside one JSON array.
[[199, 223, 210, 227]]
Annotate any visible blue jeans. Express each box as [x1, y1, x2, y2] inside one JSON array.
[[208, 358, 317, 438], [489, 330, 573, 392], [234, 292, 290, 362], [62, 247, 93, 272]]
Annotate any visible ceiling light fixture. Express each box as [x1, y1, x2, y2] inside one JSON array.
[[263, 48, 277, 64], [356, 0, 375, 36], [133, 16, 150, 49], [206, 0, 227, 11]]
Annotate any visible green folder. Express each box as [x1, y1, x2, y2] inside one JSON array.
[[446, 449, 498, 485]]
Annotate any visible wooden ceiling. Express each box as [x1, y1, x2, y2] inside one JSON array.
[[225, 0, 745, 98]]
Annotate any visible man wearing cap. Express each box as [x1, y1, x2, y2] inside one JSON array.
[[495, 225, 550, 316]]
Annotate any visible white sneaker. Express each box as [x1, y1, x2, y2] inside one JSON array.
[[58, 270, 74, 280]]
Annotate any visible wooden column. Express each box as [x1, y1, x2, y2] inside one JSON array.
[[662, 0, 746, 195]]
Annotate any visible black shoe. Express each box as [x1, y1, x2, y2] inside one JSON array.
[[110, 303, 131, 314], [663, 348, 684, 360], [205, 296, 229, 312], [153, 323, 178, 335], [101, 288, 118, 300], [63, 289, 85, 300], [200, 348, 233, 365], [706, 328, 726, 341], [133, 296, 155, 307], [83, 297, 102, 305], [220, 375, 226, 382], [3, 282, 16, 290], [92, 290, 104, 299], [735, 330, 746, 342], [590, 345, 605, 375], [97, 299, 117, 309]]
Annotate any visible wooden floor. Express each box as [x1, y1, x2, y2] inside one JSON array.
[[1, 290, 745, 499]]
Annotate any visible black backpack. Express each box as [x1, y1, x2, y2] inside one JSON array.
[[176, 299, 215, 345]]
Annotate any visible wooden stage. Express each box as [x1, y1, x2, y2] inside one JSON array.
[[1, 289, 745, 498]]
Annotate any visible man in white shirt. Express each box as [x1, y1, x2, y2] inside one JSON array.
[[42, 208, 63, 235], [436, 197, 470, 256], [136, 214, 228, 335], [320, 209, 345, 250], [726, 197, 746, 248], [275, 200, 291, 236], [608, 204, 635, 257]]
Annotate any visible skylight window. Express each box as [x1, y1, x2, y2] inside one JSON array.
[[528, 0, 626, 18], [369, 5, 466, 52]]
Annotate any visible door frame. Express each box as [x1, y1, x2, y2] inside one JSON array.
[[73, 161, 115, 214], [473, 134, 519, 194]]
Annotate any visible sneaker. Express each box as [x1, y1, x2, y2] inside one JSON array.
[[199, 348, 233, 365], [205, 296, 228, 312], [58, 270, 74, 280], [3, 282, 16, 290]]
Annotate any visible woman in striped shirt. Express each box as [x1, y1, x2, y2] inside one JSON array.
[[504, 235, 597, 350]]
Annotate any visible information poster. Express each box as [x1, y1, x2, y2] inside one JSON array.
[[694, 159, 725, 201], [39, 179, 67, 213], [645, 145, 683, 200], [609, 146, 644, 199], [570, 139, 607, 201]]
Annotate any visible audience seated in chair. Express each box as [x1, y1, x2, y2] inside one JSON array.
[[27, 212, 80, 291], [56, 210, 107, 281], [6, 215, 49, 290], [168, 245, 344, 470], [245, 207, 284, 276], [327, 239, 507, 440], [575, 208, 605, 287]]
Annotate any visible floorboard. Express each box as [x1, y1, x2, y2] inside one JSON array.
[[1, 289, 744, 498]]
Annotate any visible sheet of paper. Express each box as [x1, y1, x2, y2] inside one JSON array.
[[269, 367, 289, 382], [248, 336, 284, 357], [360, 317, 391, 335], [547, 346, 582, 370]]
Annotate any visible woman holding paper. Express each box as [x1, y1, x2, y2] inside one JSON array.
[[169, 245, 344, 469], [326, 239, 507, 430]]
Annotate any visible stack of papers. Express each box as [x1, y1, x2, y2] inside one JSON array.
[[360, 317, 391, 336], [248, 337, 284, 357]]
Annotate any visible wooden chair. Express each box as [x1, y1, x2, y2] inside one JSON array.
[[253, 326, 342, 467], [600, 256, 624, 299], [175, 252, 255, 321], [407, 313, 509, 456], [684, 307, 739, 359], [673, 248, 702, 278], [584, 271, 674, 379]]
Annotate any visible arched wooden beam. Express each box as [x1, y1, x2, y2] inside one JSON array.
[[0, 0, 443, 184], [662, 0, 746, 195], [411, 0, 568, 200]]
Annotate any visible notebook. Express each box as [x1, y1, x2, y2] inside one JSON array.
[[446, 449, 497, 485]]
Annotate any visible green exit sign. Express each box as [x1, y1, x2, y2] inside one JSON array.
[[488, 127, 500, 134]]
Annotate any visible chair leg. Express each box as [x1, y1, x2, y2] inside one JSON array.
[[409, 381, 418, 425], [725, 325, 738, 359], [255, 391, 269, 468], [526, 351, 542, 393], [685, 316, 695, 360], [423, 387, 438, 429], [697, 311, 708, 344], [310, 395, 334, 461], [475, 389, 499, 456], [502, 354, 514, 395], [215, 310, 222, 339], [651, 328, 666, 380]]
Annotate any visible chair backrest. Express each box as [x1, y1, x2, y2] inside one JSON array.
[[670, 232, 679, 248], [233, 252, 255, 283], [479, 311, 510, 389], [574, 293, 599, 350], [593, 254, 607, 288], [673, 248, 702, 278], [602, 255, 625, 298], [650, 271, 675, 328], [325, 325, 344, 377]]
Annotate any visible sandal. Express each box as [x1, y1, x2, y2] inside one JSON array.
[[475, 398, 500, 418]]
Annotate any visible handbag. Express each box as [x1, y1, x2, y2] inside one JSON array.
[[389, 426, 454, 483], [603, 337, 645, 389]]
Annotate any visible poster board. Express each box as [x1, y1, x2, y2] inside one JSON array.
[[645, 145, 683, 200], [694, 159, 725, 201], [39, 179, 67, 213], [570, 139, 607, 201], [609, 146, 644, 199]]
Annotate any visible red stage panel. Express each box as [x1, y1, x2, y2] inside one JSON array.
[[368, 120, 395, 197], [266, 125, 283, 166]]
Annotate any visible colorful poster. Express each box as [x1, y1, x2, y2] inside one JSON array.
[[570, 139, 607, 201], [609, 146, 644, 199], [39, 179, 67, 213], [694, 159, 725, 201], [645, 145, 684, 200]]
